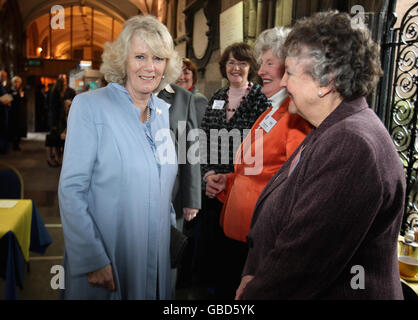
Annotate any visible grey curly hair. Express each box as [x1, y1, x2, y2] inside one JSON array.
[[100, 15, 182, 92], [282, 10, 383, 100], [254, 26, 291, 61]]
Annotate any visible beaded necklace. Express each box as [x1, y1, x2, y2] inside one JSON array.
[[226, 82, 252, 113]]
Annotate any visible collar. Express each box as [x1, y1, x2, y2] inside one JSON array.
[[305, 97, 368, 144], [109, 82, 156, 110], [163, 84, 175, 94], [269, 88, 288, 111], [156, 84, 175, 109], [109, 82, 131, 101]]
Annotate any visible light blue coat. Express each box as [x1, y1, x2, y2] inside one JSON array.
[[58, 82, 177, 299]]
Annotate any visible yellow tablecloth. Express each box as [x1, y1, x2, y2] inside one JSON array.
[[0, 199, 32, 261]]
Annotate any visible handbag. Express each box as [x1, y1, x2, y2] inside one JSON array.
[[170, 225, 188, 268]]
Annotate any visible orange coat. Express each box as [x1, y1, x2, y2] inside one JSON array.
[[217, 98, 312, 242]]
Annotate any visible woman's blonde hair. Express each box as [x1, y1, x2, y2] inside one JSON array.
[[100, 15, 181, 92]]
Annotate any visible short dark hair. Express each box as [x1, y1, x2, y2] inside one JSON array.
[[182, 57, 198, 85], [283, 10, 383, 100], [219, 42, 258, 81]]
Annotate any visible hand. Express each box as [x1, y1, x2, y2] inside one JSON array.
[[183, 208, 199, 221], [87, 264, 116, 291], [205, 174, 227, 198], [203, 170, 216, 183], [235, 275, 254, 300]]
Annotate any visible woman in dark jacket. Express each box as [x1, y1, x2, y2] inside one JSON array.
[[236, 11, 405, 300], [8, 76, 26, 151], [194, 42, 270, 299], [46, 74, 74, 166]]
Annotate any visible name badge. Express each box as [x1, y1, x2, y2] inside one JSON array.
[[259, 115, 277, 133], [212, 100, 225, 110]]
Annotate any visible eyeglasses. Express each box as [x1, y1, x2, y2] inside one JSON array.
[[226, 60, 249, 68]]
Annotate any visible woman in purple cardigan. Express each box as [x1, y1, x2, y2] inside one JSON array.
[[236, 11, 406, 300]]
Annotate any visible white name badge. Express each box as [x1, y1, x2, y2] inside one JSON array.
[[259, 115, 277, 133], [212, 100, 225, 110]]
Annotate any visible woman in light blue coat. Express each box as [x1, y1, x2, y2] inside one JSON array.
[[58, 15, 182, 299]]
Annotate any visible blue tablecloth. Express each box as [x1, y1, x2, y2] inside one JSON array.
[[0, 202, 52, 299]]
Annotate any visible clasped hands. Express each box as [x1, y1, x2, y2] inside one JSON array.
[[182, 171, 227, 221], [205, 171, 227, 198]]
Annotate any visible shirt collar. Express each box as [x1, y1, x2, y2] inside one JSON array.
[[163, 84, 175, 94], [269, 88, 288, 111], [109, 82, 156, 110]]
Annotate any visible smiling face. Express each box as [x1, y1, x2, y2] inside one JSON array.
[[257, 49, 285, 98], [226, 53, 250, 88], [125, 35, 166, 103], [176, 67, 194, 90]]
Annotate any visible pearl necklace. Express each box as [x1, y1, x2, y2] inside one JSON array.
[[226, 82, 252, 113]]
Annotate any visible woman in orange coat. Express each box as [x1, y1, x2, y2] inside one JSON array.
[[205, 27, 311, 299]]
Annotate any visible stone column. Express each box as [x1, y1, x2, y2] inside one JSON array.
[[26, 88, 36, 133], [248, 0, 257, 44], [256, 0, 266, 36], [267, 0, 275, 28], [275, 0, 293, 27]]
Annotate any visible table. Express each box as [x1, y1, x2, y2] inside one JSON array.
[[0, 199, 52, 299], [401, 278, 418, 295], [397, 235, 418, 298]]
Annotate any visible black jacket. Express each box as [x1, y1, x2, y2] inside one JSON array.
[[200, 82, 269, 177]]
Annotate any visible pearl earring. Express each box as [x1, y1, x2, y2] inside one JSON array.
[[318, 91, 323, 97]]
